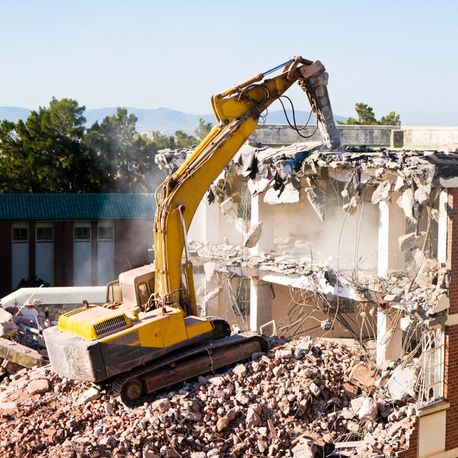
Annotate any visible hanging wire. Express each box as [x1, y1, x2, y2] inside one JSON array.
[[278, 95, 319, 139]]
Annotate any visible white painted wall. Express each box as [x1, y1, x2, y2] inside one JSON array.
[[265, 184, 379, 272]]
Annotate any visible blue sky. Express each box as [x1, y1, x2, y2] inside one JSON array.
[[1, 0, 457, 124]]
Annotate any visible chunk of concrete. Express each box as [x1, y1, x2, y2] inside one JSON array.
[[387, 365, 417, 401], [244, 222, 263, 248], [396, 188, 415, 222], [0, 337, 43, 368], [0, 309, 18, 338], [77, 387, 101, 405], [398, 232, 426, 252], [428, 291, 450, 315], [350, 363, 377, 389], [358, 396, 378, 421], [220, 197, 233, 215], [27, 379, 50, 395], [371, 180, 391, 204]]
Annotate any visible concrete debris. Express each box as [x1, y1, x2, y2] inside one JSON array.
[[0, 337, 43, 369], [243, 221, 263, 248], [371, 180, 391, 205], [398, 231, 426, 251], [220, 197, 233, 215], [396, 187, 415, 222], [154, 147, 189, 174], [189, 239, 448, 317], [0, 309, 18, 338], [0, 338, 416, 457], [304, 177, 325, 221], [387, 364, 418, 402], [0, 300, 49, 381], [158, 143, 452, 223]]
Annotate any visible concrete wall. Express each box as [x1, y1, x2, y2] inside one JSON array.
[[251, 124, 458, 149]]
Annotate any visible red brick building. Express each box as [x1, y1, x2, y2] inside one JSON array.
[[398, 188, 458, 458], [0, 194, 155, 297]]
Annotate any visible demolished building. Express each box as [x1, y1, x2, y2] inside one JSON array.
[[156, 136, 458, 457]]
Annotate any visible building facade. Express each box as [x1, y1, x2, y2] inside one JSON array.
[[0, 194, 155, 297], [185, 139, 458, 458]]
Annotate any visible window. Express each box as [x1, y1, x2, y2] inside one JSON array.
[[233, 276, 250, 316], [418, 327, 444, 407], [12, 226, 28, 242], [137, 282, 150, 307], [74, 226, 91, 241], [36, 226, 53, 242], [98, 224, 113, 241]]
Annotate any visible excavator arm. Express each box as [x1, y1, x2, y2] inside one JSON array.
[[153, 56, 340, 313]]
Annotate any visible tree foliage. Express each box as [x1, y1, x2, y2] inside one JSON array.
[[0, 98, 101, 193], [194, 118, 213, 140], [342, 102, 401, 126], [84, 108, 157, 192], [0, 100, 214, 193]]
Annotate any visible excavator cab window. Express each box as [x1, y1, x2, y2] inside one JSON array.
[[137, 282, 150, 308], [106, 280, 121, 303], [148, 278, 155, 294]]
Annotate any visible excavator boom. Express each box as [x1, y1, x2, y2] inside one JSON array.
[[153, 57, 340, 312]]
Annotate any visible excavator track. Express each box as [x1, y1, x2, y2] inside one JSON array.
[[112, 321, 267, 406]]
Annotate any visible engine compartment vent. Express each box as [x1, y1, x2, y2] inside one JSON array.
[[94, 316, 128, 337]]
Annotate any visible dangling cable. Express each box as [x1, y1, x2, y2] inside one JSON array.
[[278, 95, 319, 139]]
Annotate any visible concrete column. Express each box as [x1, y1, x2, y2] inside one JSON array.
[[249, 277, 272, 332], [376, 309, 403, 368], [249, 194, 274, 332], [378, 202, 389, 278]]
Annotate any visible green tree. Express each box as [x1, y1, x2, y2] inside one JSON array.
[[194, 118, 213, 140], [379, 111, 401, 126], [175, 130, 197, 148], [354, 103, 377, 125], [342, 102, 401, 126], [84, 108, 158, 192], [0, 98, 101, 193], [151, 130, 176, 149]]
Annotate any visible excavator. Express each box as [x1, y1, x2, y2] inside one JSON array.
[[43, 56, 340, 404]]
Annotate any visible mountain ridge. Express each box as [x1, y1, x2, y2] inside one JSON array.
[[0, 106, 347, 134]]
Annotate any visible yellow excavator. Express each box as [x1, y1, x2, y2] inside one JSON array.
[[44, 56, 340, 404]]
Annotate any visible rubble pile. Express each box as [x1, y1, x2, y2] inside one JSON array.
[[0, 338, 416, 457], [0, 300, 48, 379]]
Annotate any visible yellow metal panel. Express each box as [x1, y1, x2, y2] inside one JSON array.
[[186, 320, 213, 339], [99, 308, 188, 349], [58, 306, 131, 341]]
